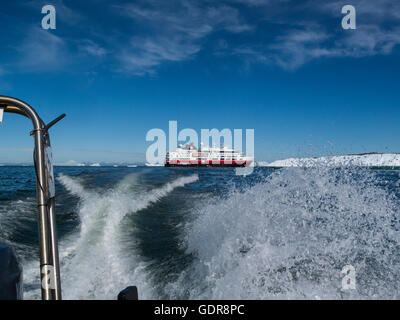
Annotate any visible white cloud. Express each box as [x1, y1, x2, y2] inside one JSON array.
[[336, 25, 400, 57], [14, 31, 106, 73], [16, 27, 68, 72], [116, 0, 400, 73], [79, 40, 108, 57], [119, 37, 200, 75], [269, 30, 332, 69], [232, 0, 400, 70], [9, 0, 400, 75], [269, 24, 400, 70], [232, 29, 333, 70], [115, 0, 253, 74]]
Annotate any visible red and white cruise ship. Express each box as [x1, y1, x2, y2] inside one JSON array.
[[165, 143, 253, 167]]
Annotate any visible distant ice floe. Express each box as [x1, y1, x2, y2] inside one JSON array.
[[258, 153, 400, 167], [89, 163, 101, 167], [55, 160, 85, 167], [145, 163, 164, 167], [53, 161, 144, 167]]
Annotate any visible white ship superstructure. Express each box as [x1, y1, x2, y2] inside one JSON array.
[[165, 143, 253, 167]]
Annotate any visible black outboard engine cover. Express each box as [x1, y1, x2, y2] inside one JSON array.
[[118, 286, 138, 300], [0, 243, 23, 300]]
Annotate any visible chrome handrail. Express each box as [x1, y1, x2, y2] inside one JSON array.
[[0, 95, 63, 300]]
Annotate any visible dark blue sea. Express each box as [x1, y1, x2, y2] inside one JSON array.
[[0, 165, 399, 299]]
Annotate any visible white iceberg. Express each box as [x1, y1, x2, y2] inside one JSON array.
[[90, 163, 101, 167], [55, 160, 85, 167], [260, 153, 400, 168], [145, 163, 164, 167]]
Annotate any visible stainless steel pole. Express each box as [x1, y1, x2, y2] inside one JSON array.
[[48, 187, 62, 299], [0, 95, 62, 300], [33, 126, 54, 300]]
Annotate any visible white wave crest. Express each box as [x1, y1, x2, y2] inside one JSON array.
[[168, 167, 400, 300]]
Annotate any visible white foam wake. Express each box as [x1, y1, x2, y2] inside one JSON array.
[[167, 167, 400, 300], [24, 173, 198, 300]]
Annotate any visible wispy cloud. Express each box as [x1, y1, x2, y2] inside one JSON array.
[[231, 0, 400, 70], [13, 28, 107, 73], [9, 1, 102, 73], [114, 0, 253, 74], [269, 29, 332, 69], [336, 25, 400, 57], [78, 40, 108, 57], [7, 0, 400, 75], [228, 0, 271, 5], [119, 37, 200, 75], [16, 27, 68, 72]]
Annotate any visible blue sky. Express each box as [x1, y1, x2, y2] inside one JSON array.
[[0, 0, 400, 164]]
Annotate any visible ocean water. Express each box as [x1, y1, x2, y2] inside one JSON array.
[[0, 166, 399, 300]]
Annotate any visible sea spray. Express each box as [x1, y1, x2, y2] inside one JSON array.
[[167, 167, 400, 299], [8, 166, 399, 300]]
